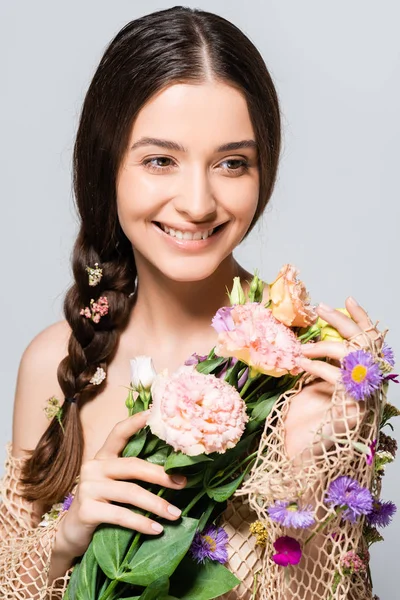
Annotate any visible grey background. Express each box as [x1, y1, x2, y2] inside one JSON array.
[[1, 0, 399, 595]]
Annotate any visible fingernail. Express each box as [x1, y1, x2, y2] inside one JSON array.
[[348, 297, 359, 307], [318, 302, 334, 312], [167, 505, 182, 517], [151, 522, 163, 533], [171, 475, 186, 485]]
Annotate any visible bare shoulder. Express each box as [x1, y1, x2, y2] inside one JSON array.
[[12, 319, 72, 458]]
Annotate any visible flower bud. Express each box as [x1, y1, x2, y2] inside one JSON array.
[[247, 272, 264, 303], [130, 356, 157, 391], [228, 277, 246, 305], [318, 308, 352, 342]]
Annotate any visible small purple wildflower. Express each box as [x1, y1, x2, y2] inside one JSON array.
[[366, 500, 397, 528], [381, 343, 395, 368], [184, 353, 208, 366], [272, 536, 302, 567], [211, 306, 235, 333], [325, 476, 373, 523], [341, 350, 383, 401], [62, 492, 74, 511], [267, 501, 315, 529], [190, 525, 229, 564], [366, 439, 377, 466]]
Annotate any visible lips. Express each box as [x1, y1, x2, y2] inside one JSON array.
[[153, 221, 226, 241]]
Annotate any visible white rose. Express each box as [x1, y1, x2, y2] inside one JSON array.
[[130, 356, 157, 391]]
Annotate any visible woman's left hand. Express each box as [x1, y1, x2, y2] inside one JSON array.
[[284, 296, 383, 459]]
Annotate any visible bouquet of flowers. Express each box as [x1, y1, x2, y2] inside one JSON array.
[[63, 266, 398, 600]]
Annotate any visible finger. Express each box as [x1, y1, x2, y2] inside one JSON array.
[[90, 456, 187, 489], [316, 303, 362, 340], [298, 356, 340, 385], [345, 297, 381, 342], [79, 497, 165, 535], [95, 411, 150, 459], [84, 479, 182, 521], [302, 341, 347, 361]]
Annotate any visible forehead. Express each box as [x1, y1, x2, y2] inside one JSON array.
[[128, 81, 255, 150]]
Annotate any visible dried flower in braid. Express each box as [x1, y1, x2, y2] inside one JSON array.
[[80, 296, 109, 323], [86, 262, 103, 287], [90, 366, 107, 385]]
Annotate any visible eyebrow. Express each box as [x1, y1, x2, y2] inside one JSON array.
[[130, 137, 258, 153]]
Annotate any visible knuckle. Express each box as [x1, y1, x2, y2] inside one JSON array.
[[78, 500, 97, 525], [80, 460, 96, 480], [78, 479, 94, 499]]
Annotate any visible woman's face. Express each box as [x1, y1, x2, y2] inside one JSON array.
[[116, 80, 260, 282]]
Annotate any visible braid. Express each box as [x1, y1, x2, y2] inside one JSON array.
[[20, 229, 136, 506]]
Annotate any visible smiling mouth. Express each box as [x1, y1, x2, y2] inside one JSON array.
[[153, 222, 226, 241]]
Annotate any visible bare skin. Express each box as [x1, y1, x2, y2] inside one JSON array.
[[11, 80, 382, 583]]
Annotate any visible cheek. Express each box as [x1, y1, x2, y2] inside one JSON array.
[[219, 176, 259, 224], [116, 167, 162, 224]]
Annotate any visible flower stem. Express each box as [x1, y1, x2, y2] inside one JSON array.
[[99, 579, 119, 600], [304, 511, 339, 545], [241, 376, 266, 400], [182, 490, 206, 517]]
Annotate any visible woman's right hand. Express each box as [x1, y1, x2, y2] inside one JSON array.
[[58, 410, 187, 558]]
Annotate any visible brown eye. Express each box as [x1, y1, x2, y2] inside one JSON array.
[[142, 157, 176, 172], [219, 159, 250, 175]]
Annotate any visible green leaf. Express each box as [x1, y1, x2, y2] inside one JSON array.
[[146, 445, 170, 466], [93, 523, 134, 579], [142, 434, 164, 456], [73, 543, 98, 599], [206, 432, 257, 475], [195, 357, 226, 375], [251, 393, 280, 420], [170, 555, 240, 599], [164, 452, 213, 474], [63, 561, 81, 599], [137, 575, 170, 599], [133, 398, 145, 414], [119, 517, 199, 586], [123, 428, 148, 458], [206, 471, 247, 502]]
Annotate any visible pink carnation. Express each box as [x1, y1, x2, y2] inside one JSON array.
[[146, 367, 248, 456], [215, 303, 303, 377]]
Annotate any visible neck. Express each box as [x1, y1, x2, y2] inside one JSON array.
[[128, 254, 247, 350]]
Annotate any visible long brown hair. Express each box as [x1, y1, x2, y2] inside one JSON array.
[[20, 5, 281, 507]]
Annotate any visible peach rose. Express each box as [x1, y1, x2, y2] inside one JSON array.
[[269, 264, 317, 328]]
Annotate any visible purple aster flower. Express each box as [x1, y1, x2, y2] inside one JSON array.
[[267, 501, 315, 529], [272, 536, 302, 567], [184, 353, 208, 366], [325, 476, 373, 523], [366, 499, 397, 528], [381, 343, 395, 368], [190, 525, 229, 564], [211, 306, 235, 333], [366, 439, 377, 466], [341, 350, 383, 401], [62, 492, 74, 511]]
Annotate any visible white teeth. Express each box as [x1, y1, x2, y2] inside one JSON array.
[[159, 223, 215, 240]]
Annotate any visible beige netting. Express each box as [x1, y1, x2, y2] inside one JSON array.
[[236, 329, 387, 599], [0, 443, 74, 599], [0, 328, 387, 599]]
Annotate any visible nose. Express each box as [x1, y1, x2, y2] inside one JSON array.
[[173, 164, 217, 222]]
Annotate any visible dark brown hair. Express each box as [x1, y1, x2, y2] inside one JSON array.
[[20, 5, 281, 507]]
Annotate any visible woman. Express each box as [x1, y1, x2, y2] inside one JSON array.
[[0, 6, 385, 599]]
